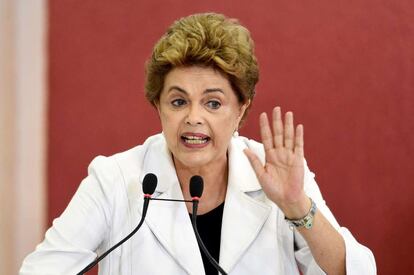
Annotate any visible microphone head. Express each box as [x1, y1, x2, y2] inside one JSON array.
[[189, 175, 204, 198], [142, 173, 157, 195]]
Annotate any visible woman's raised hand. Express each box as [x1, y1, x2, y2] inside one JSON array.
[[244, 107, 310, 219]]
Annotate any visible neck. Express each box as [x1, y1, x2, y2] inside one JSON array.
[[173, 155, 228, 215]]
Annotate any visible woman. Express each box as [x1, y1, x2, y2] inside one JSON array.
[[20, 13, 376, 275]]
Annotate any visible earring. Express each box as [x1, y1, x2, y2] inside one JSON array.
[[233, 130, 239, 137]]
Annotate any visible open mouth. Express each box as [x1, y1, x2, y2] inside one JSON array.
[[181, 134, 210, 145]]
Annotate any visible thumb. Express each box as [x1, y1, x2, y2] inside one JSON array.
[[243, 148, 266, 180]]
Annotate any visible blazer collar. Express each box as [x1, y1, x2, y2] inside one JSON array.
[[140, 134, 272, 274], [219, 137, 272, 272], [138, 134, 202, 274], [226, 136, 263, 192], [141, 134, 264, 194], [141, 133, 176, 194]]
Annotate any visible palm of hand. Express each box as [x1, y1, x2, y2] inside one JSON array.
[[244, 107, 307, 216], [261, 147, 304, 206]]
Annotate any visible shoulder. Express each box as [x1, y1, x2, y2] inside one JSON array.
[[86, 133, 165, 193], [232, 135, 266, 163], [233, 135, 264, 151], [89, 133, 164, 170]]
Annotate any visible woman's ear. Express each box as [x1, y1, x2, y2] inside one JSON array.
[[241, 99, 250, 115], [154, 100, 161, 117], [236, 99, 251, 128]]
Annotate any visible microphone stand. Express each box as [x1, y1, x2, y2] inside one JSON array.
[[77, 174, 227, 275], [191, 198, 228, 275], [76, 195, 151, 275]]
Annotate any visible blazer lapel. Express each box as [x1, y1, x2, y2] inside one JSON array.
[[137, 134, 272, 274], [219, 137, 272, 273], [140, 135, 205, 275]]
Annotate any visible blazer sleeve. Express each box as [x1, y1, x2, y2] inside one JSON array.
[[294, 160, 377, 275], [19, 156, 121, 275]]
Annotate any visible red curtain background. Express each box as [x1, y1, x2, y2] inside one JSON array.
[[48, 1, 414, 274]]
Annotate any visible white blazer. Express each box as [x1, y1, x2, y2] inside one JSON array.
[[20, 134, 376, 275]]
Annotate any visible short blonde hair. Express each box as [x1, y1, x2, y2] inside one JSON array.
[[145, 13, 259, 121]]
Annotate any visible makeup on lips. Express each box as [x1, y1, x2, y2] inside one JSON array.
[[180, 132, 211, 148]]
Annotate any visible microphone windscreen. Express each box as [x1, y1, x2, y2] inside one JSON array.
[[190, 175, 204, 198], [142, 173, 157, 195]]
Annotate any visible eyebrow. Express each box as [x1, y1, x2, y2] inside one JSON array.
[[167, 86, 225, 95]]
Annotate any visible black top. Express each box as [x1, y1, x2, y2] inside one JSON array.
[[189, 202, 224, 275]]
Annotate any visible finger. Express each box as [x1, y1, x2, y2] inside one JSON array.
[[245, 149, 281, 198], [259, 113, 274, 151], [294, 124, 304, 157], [272, 106, 283, 148], [284, 112, 294, 150], [244, 148, 266, 180]]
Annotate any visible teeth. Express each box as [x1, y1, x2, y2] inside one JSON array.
[[183, 136, 205, 140], [185, 139, 207, 144], [182, 135, 209, 145]]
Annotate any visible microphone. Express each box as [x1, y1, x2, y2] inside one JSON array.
[[77, 173, 157, 275], [142, 173, 157, 196], [189, 176, 228, 275], [190, 175, 203, 200]]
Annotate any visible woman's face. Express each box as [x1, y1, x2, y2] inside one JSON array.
[[156, 66, 249, 169]]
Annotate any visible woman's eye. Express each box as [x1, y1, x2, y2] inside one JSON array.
[[206, 100, 221, 109], [171, 99, 186, 107]]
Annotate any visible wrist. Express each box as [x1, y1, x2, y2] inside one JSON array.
[[284, 197, 317, 230], [281, 194, 311, 219]]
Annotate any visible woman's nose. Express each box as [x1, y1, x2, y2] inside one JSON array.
[[185, 105, 203, 126]]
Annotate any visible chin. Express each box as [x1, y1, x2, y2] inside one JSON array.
[[174, 152, 213, 169]]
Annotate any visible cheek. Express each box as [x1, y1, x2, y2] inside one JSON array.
[[212, 115, 238, 141], [220, 112, 240, 131], [159, 112, 183, 139]]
